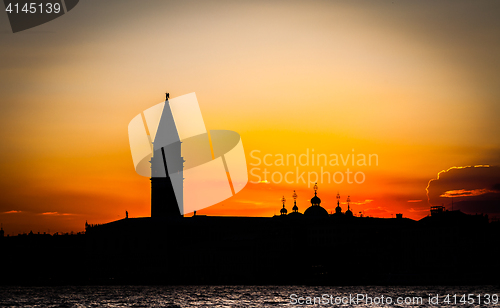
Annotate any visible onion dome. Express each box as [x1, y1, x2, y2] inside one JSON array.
[[289, 190, 303, 217], [310, 194, 321, 205], [280, 196, 287, 216], [310, 183, 321, 205], [304, 183, 328, 217], [291, 190, 300, 212], [345, 196, 353, 217], [304, 205, 329, 217], [335, 192, 342, 214], [345, 207, 353, 217]]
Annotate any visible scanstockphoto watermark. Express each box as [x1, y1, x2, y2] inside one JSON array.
[[249, 149, 378, 187], [289, 293, 499, 306], [290, 293, 421, 306]]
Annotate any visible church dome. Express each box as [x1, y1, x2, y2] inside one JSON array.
[[310, 194, 321, 205], [288, 211, 303, 217], [311, 183, 321, 205], [279, 196, 287, 216], [304, 184, 328, 217], [304, 205, 329, 217], [345, 208, 353, 217], [345, 196, 353, 217], [289, 191, 302, 217]]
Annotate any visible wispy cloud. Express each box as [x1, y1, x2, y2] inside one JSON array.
[[363, 206, 390, 215], [407, 200, 423, 203], [3, 210, 21, 214], [39, 212, 74, 216], [341, 199, 373, 206], [440, 188, 496, 198], [236, 200, 263, 205], [409, 207, 428, 213]]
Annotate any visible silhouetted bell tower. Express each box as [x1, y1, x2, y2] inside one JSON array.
[[150, 92, 184, 218]]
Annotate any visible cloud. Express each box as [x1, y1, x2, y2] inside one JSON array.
[[39, 212, 74, 216], [408, 207, 428, 213], [440, 188, 495, 198], [236, 200, 263, 205], [407, 200, 423, 203], [363, 206, 390, 215], [426, 165, 500, 216], [341, 199, 374, 206], [426, 165, 496, 202], [3, 210, 21, 214]]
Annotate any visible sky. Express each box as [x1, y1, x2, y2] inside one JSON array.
[[1, 0, 500, 235]]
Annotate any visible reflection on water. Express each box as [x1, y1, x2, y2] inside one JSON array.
[[0, 285, 499, 307]]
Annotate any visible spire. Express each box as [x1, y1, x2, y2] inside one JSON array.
[[310, 184, 321, 205], [280, 196, 287, 215], [292, 190, 298, 212], [345, 195, 353, 217], [150, 92, 182, 218], [335, 192, 342, 214]]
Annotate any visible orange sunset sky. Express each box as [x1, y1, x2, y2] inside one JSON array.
[[1, 0, 500, 235]]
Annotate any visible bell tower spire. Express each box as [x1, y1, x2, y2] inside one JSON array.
[[150, 92, 183, 218]]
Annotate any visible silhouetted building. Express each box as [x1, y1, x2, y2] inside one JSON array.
[[277, 186, 360, 219], [4, 185, 496, 286], [279, 196, 287, 216], [430, 205, 445, 216], [334, 192, 342, 215], [304, 183, 329, 217], [150, 93, 184, 218], [421, 205, 489, 226], [288, 190, 303, 217], [345, 204, 353, 217]]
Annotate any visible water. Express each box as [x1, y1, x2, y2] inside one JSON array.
[[0, 286, 499, 307]]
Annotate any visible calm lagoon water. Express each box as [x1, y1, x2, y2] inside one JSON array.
[[0, 285, 499, 307]]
